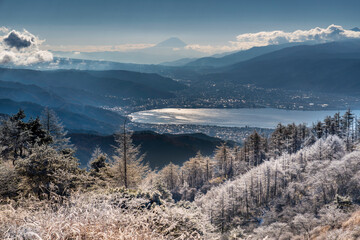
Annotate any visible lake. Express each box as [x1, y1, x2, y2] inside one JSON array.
[[129, 108, 360, 129]]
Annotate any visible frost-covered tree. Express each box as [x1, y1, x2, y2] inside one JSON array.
[[159, 162, 180, 191], [291, 213, 319, 239], [0, 110, 29, 161], [40, 107, 72, 151], [253, 222, 293, 240], [15, 144, 80, 199], [248, 130, 267, 166], [0, 110, 51, 164], [270, 123, 310, 158], [88, 146, 110, 184], [214, 143, 232, 178], [89, 146, 108, 171], [0, 160, 20, 199], [341, 109, 355, 150], [232, 145, 248, 176], [181, 151, 209, 189], [196, 135, 356, 235], [270, 123, 287, 157], [111, 123, 149, 188]]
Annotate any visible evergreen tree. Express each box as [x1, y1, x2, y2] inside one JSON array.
[[341, 109, 355, 150], [248, 131, 263, 166], [0, 110, 51, 164], [16, 144, 80, 199], [89, 146, 108, 173], [214, 143, 232, 179], [233, 145, 249, 175], [270, 123, 286, 157], [40, 107, 72, 151]]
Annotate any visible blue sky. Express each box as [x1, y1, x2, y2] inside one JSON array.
[[0, 0, 359, 51]]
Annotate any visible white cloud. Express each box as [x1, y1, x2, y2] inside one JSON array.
[[0, 27, 8, 33], [0, 28, 53, 65], [187, 25, 360, 54], [185, 44, 235, 54]]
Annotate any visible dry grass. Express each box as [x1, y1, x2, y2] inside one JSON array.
[[310, 210, 360, 240], [342, 210, 360, 229], [0, 191, 218, 240]]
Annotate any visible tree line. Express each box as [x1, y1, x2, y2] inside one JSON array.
[[0, 108, 149, 200], [0, 109, 359, 202]]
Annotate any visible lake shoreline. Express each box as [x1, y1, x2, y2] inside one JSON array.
[[129, 107, 360, 129]]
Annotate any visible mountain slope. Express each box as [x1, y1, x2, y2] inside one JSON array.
[[185, 43, 302, 68], [0, 80, 128, 130], [0, 80, 67, 107], [87, 70, 185, 92], [0, 68, 185, 100], [204, 40, 360, 95], [0, 99, 125, 134], [69, 131, 232, 168]]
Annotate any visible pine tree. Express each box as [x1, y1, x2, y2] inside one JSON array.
[[233, 145, 248, 175], [214, 143, 232, 179], [0, 110, 29, 162], [341, 109, 355, 150], [270, 123, 286, 157], [15, 144, 80, 199], [89, 146, 108, 173], [40, 107, 72, 151], [248, 131, 266, 166], [0, 110, 51, 164]]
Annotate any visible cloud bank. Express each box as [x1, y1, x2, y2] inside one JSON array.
[[186, 24, 360, 54], [0, 28, 53, 65], [7, 24, 358, 61]]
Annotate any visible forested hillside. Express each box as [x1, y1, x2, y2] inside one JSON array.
[[69, 131, 232, 168], [0, 68, 185, 100], [0, 109, 359, 239]]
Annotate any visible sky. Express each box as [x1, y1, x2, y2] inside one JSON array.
[[0, 0, 360, 65], [0, 0, 359, 47]]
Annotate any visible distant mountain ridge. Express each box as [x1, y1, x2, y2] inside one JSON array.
[[184, 42, 303, 68], [0, 68, 187, 134], [52, 37, 207, 64], [203, 40, 360, 95], [0, 68, 185, 102]]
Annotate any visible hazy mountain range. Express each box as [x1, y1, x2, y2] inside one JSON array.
[[1, 39, 360, 133], [0, 68, 186, 134], [202, 39, 360, 95], [52, 37, 208, 64]]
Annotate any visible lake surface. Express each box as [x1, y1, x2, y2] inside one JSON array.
[[129, 108, 360, 129]]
